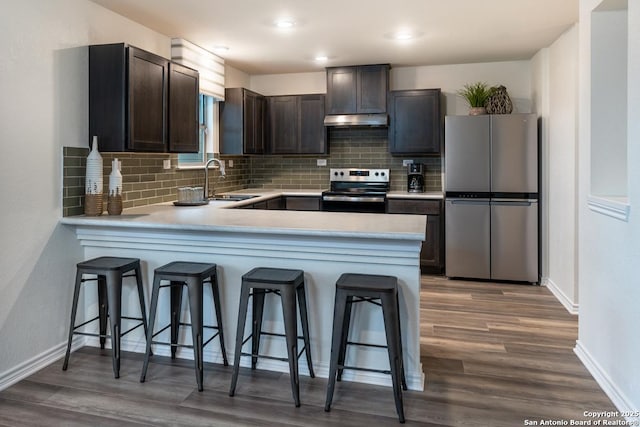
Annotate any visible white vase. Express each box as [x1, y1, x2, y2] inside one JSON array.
[[109, 158, 122, 196], [86, 136, 103, 195]]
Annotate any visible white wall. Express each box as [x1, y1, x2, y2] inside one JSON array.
[[531, 26, 580, 312], [0, 0, 169, 384], [575, 0, 640, 417], [249, 61, 533, 115]]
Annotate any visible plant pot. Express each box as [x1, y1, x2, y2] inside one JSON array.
[[469, 107, 487, 116]]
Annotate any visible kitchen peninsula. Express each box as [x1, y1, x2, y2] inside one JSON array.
[[60, 197, 427, 391]]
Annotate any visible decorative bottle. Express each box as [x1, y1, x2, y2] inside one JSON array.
[[107, 158, 123, 215], [84, 136, 103, 216]]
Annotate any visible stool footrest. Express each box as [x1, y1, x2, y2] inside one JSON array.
[[339, 364, 391, 376], [72, 315, 101, 330], [346, 340, 388, 350], [151, 332, 220, 349], [249, 331, 306, 341], [120, 321, 145, 337], [71, 316, 145, 337], [241, 352, 289, 363], [349, 296, 382, 307], [239, 345, 308, 362]]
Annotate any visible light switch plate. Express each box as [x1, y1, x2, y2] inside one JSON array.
[[228, 160, 234, 167], [163, 159, 171, 169], [317, 159, 327, 166]]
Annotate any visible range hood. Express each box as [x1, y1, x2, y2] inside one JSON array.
[[323, 113, 388, 127]]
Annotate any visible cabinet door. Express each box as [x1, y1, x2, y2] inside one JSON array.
[[127, 47, 168, 152], [389, 89, 441, 155], [269, 96, 299, 154], [421, 214, 441, 269], [220, 88, 243, 155], [357, 65, 388, 113], [89, 43, 127, 152], [244, 90, 266, 154], [285, 196, 321, 211], [326, 67, 357, 114], [168, 62, 199, 153], [299, 95, 327, 154], [386, 198, 443, 272]]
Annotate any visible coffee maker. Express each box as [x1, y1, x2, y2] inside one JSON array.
[[407, 163, 425, 193]]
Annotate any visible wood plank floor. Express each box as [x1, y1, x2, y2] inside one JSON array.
[[0, 276, 622, 426]]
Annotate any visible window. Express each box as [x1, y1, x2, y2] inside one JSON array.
[[178, 94, 218, 166]]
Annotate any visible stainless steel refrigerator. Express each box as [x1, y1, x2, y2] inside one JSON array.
[[444, 113, 538, 283]]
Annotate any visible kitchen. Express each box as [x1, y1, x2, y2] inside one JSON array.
[[1, 0, 639, 426]]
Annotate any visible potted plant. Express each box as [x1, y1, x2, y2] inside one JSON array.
[[457, 82, 492, 115]]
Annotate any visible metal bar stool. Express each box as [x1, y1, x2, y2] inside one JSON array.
[[62, 256, 150, 379], [229, 267, 315, 407], [140, 261, 228, 392], [325, 273, 407, 423]]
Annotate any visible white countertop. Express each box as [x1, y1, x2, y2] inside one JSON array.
[[61, 200, 426, 240]]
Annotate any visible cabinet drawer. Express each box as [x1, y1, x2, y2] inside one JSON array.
[[285, 196, 321, 211], [386, 199, 441, 215]]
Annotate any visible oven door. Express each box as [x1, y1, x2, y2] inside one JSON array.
[[321, 193, 387, 213]]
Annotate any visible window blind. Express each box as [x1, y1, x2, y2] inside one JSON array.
[[171, 38, 225, 100]]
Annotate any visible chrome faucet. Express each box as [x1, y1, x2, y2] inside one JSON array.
[[203, 157, 226, 200]]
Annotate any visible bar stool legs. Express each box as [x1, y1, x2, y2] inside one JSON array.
[[229, 267, 314, 407], [140, 262, 227, 392], [325, 273, 407, 423], [63, 257, 150, 379]]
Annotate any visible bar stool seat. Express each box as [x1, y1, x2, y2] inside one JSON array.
[[62, 256, 150, 379], [229, 267, 315, 407], [325, 273, 407, 423], [140, 261, 228, 392]]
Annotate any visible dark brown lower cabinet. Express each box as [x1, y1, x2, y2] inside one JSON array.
[[386, 198, 444, 273], [284, 196, 321, 211], [240, 196, 320, 211]]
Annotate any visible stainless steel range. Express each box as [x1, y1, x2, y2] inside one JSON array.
[[321, 168, 390, 213]]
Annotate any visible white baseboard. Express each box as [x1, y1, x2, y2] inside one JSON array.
[[0, 337, 85, 392], [0, 329, 424, 394], [543, 277, 579, 315], [575, 341, 640, 424], [84, 336, 425, 391]]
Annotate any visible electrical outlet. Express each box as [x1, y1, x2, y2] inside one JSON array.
[[228, 160, 234, 168], [317, 159, 327, 166], [163, 159, 171, 169], [402, 159, 414, 167]]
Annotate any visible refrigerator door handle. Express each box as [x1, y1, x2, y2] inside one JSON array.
[[449, 199, 491, 204], [491, 199, 537, 205]]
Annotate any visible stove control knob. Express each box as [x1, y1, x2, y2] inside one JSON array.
[[374, 172, 379, 176], [381, 171, 386, 176], [334, 171, 339, 176], [339, 171, 344, 176]]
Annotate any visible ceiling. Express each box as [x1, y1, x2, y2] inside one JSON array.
[[89, 0, 579, 75]]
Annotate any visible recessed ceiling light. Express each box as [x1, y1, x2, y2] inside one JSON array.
[[384, 30, 424, 41], [275, 19, 295, 28], [213, 45, 229, 53], [315, 55, 328, 61], [395, 32, 414, 40]]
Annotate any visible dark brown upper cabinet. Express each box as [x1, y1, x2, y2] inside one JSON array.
[[388, 89, 443, 155], [89, 43, 199, 153], [168, 62, 200, 153], [267, 94, 327, 155], [220, 88, 266, 155], [326, 64, 389, 115]]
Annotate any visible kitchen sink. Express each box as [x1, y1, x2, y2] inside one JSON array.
[[209, 194, 259, 201]]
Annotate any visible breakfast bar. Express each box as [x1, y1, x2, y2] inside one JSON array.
[[60, 200, 426, 391]]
